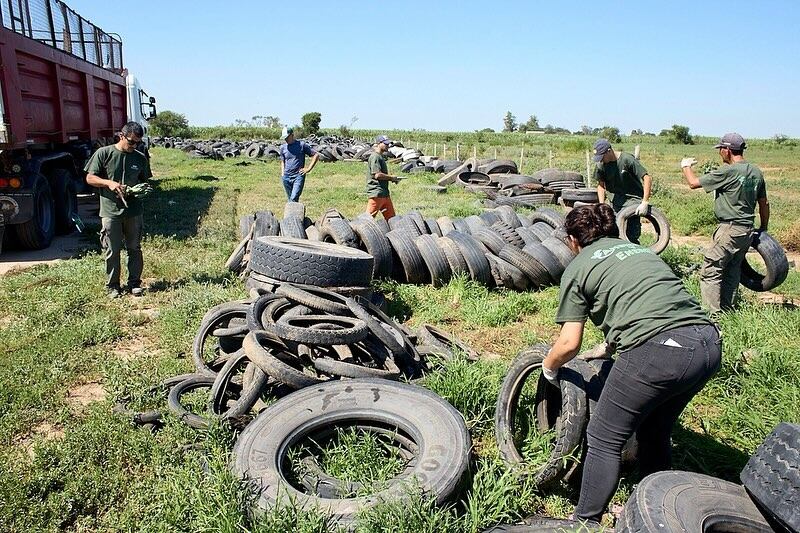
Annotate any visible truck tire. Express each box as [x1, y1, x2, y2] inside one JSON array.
[[232, 379, 471, 524], [319, 218, 359, 248], [249, 237, 374, 287], [560, 188, 599, 204], [530, 207, 565, 229], [415, 234, 453, 286], [52, 168, 78, 235], [617, 471, 773, 533], [280, 215, 307, 239], [616, 204, 671, 255], [444, 231, 491, 285], [740, 422, 800, 532], [386, 229, 429, 284], [740, 231, 790, 292], [14, 174, 55, 250], [351, 218, 393, 279], [499, 245, 552, 287], [495, 345, 588, 487]]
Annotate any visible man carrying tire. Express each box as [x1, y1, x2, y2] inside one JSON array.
[[542, 203, 721, 525], [85, 122, 152, 298], [593, 138, 652, 244], [681, 133, 769, 315], [365, 135, 400, 220], [279, 127, 319, 202]]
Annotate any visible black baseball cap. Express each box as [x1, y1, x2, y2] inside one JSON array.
[[593, 138, 612, 162]]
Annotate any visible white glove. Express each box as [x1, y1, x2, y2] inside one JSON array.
[[542, 365, 559, 385], [680, 157, 698, 168], [634, 201, 649, 216]]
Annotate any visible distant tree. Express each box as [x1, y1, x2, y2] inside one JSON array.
[[599, 126, 621, 143], [630, 129, 643, 136], [232, 118, 250, 127], [338, 125, 351, 137], [477, 127, 495, 133], [349, 115, 359, 127], [301, 112, 322, 135], [580, 125, 593, 135], [665, 124, 694, 145], [518, 115, 540, 133], [503, 111, 517, 133], [264, 115, 281, 128], [543, 124, 571, 134], [149, 110, 190, 137]]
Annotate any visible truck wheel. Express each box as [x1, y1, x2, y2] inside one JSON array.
[[52, 168, 78, 235], [14, 174, 55, 249]]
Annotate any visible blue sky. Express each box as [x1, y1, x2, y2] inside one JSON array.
[[69, 0, 800, 137]]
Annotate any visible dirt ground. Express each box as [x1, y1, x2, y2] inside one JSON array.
[[0, 194, 99, 276]]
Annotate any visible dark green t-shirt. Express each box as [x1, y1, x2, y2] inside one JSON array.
[[593, 152, 648, 210], [365, 151, 390, 198], [698, 161, 766, 226], [85, 145, 152, 218], [556, 237, 710, 353]]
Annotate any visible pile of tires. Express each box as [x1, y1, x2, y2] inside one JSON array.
[[228, 202, 577, 293], [450, 167, 589, 209]]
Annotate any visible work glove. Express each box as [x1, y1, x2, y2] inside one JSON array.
[[579, 342, 613, 360], [127, 182, 153, 198], [541, 365, 559, 385], [680, 157, 698, 168], [634, 201, 649, 216]]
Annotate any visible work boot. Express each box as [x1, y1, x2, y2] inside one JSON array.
[[107, 286, 122, 299], [129, 285, 145, 297]]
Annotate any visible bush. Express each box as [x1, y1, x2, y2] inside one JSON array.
[[149, 110, 190, 138], [599, 126, 621, 143], [301, 112, 322, 135], [665, 124, 694, 145]]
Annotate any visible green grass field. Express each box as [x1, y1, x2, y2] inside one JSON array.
[[1, 138, 798, 532]]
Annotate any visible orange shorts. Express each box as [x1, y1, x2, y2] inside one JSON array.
[[366, 197, 396, 220]]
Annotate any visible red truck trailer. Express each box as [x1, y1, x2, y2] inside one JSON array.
[[0, 0, 155, 253]]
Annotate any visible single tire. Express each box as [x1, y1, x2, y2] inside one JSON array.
[[515, 227, 540, 246], [444, 231, 492, 285], [740, 231, 790, 292], [209, 350, 269, 419], [415, 234, 453, 286], [253, 210, 280, 238], [192, 301, 250, 376], [522, 243, 563, 285], [243, 331, 327, 389], [494, 346, 588, 487], [351, 218, 394, 279], [499, 245, 552, 288], [437, 216, 456, 236], [479, 210, 502, 227], [416, 324, 479, 361], [14, 173, 55, 249], [249, 237, 374, 287], [225, 235, 250, 273], [240, 214, 255, 239], [472, 228, 508, 256], [388, 215, 422, 236], [52, 168, 78, 235], [492, 221, 525, 248], [530, 207, 565, 229], [616, 204, 671, 255], [232, 380, 471, 524], [464, 214, 488, 234], [740, 422, 800, 532], [495, 206, 522, 229], [386, 229, 430, 284], [275, 284, 350, 315], [424, 218, 443, 237], [167, 374, 215, 429], [438, 237, 469, 276], [260, 315, 368, 346], [319, 218, 359, 248], [617, 471, 773, 533], [345, 296, 406, 358], [405, 211, 427, 234], [280, 215, 307, 239], [540, 236, 576, 275], [487, 253, 530, 291], [560, 188, 599, 203]]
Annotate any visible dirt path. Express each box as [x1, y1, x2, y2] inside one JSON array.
[[0, 195, 98, 276]]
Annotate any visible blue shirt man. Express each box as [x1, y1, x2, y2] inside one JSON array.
[[279, 127, 319, 202]]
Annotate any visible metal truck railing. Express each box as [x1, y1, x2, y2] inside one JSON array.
[[0, 0, 123, 71]]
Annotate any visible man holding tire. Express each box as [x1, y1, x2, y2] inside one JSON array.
[[593, 138, 652, 244], [85, 122, 152, 298], [681, 132, 769, 314], [279, 127, 319, 202], [542, 203, 721, 525], [365, 135, 400, 220]]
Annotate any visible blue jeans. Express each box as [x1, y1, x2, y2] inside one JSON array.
[[282, 173, 305, 202], [574, 324, 721, 522]]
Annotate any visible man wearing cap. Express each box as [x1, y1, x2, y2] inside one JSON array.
[[593, 138, 653, 244], [279, 127, 318, 202], [365, 135, 400, 219], [681, 133, 769, 314]]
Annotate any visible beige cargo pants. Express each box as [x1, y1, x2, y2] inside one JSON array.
[[700, 222, 753, 314]]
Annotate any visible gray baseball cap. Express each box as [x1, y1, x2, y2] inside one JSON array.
[[593, 138, 612, 162], [714, 132, 746, 151]]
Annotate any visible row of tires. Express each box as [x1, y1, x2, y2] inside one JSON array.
[[227, 202, 581, 292]]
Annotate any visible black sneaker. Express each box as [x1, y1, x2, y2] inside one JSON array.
[[107, 287, 122, 299], [130, 286, 145, 297]]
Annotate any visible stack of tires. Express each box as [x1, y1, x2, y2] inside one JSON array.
[[228, 202, 578, 293]]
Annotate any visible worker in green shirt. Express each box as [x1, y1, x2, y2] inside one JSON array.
[[85, 122, 153, 298], [681, 133, 769, 314], [593, 138, 653, 244], [365, 135, 401, 219], [542, 203, 720, 525]]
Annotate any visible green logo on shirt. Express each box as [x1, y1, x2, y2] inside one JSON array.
[[591, 242, 652, 261]]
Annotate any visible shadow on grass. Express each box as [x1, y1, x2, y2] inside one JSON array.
[[147, 272, 233, 293], [671, 425, 750, 482], [143, 185, 217, 240]]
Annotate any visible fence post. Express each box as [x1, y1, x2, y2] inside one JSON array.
[[434, 144, 437, 157], [586, 151, 592, 187], [473, 146, 477, 159], [494, 147, 497, 159], [456, 142, 460, 160], [548, 149, 553, 168], [520, 148, 524, 174], [443, 144, 447, 158]]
